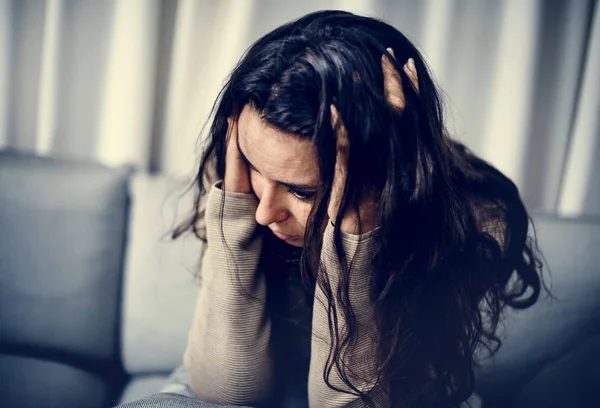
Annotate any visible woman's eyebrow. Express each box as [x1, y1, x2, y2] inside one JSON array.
[[236, 139, 318, 191]]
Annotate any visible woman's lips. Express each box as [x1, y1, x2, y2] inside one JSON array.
[[271, 230, 295, 241]]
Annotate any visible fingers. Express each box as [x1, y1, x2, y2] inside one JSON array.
[[225, 117, 238, 162], [381, 48, 419, 111], [328, 104, 349, 222], [403, 57, 419, 93], [330, 105, 349, 202], [223, 117, 252, 193], [330, 104, 349, 151], [382, 49, 405, 110], [328, 104, 381, 233]]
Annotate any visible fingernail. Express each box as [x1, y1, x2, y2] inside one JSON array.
[[408, 58, 416, 72], [386, 47, 395, 58]]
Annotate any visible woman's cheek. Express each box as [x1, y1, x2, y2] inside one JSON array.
[[294, 202, 313, 229]]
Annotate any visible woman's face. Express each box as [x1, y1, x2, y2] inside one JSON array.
[[237, 105, 320, 247]]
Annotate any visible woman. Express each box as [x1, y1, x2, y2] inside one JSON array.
[[173, 10, 543, 408]]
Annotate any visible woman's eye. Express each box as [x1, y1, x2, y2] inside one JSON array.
[[289, 188, 315, 201]]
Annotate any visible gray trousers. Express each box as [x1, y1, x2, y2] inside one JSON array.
[[115, 393, 253, 408], [113, 365, 305, 408], [114, 365, 480, 408], [113, 366, 254, 408]]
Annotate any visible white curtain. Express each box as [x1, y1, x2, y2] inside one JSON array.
[[0, 0, 598, 216]]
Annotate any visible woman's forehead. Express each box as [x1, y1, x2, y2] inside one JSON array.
[[238, 105, 319, 184]]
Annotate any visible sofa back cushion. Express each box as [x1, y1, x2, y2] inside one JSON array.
[[475, 215, 600, 404], [0, 151, 130, 406], [120, 173, 200, 375]]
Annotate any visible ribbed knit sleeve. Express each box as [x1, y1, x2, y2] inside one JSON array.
[[183, 184, 273, 406], [309, 223, 388, 407]]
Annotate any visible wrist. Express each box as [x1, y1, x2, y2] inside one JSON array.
[[331, 200, 380, 234], [339, 215, 380, 235]]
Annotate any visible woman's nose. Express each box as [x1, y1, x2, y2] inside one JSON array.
[[255, 187, 288, 226]]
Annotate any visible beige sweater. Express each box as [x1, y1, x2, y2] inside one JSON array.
[[183, 184, 385, 407]]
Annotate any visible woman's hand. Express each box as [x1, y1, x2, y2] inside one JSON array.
[[382, 49, 419, 111], [328, 49, 419, 234], [223, 117, 252, 193]]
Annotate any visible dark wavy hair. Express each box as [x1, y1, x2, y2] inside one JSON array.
[[175, 10, 544, 407]]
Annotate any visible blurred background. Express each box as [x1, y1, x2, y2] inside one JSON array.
[[0, 0, 598, 214], [1, 2, 600, 407]]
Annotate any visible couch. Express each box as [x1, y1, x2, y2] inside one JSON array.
[[0, 150, 598, 408]]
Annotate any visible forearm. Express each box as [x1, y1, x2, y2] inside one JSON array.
[[309, 223, 388, 407], [184, 185, 273, 405], [308, 224, 385, 408]]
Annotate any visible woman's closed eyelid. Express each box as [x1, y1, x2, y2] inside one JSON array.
[[251, 170, 312, 199], [288, 187, 316, 201]]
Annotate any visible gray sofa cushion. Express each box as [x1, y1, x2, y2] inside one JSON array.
[[120, 173, 200, 375], [0, 151, 130, 406], [475, 215, 600, 406], [512, 334, 600, 408], [0, 355, 114, 408]]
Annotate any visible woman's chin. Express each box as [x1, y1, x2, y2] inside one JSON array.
[[271, 230, 303, 247], [284, 238, 304, 248], [277, 235, 304, 248]]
